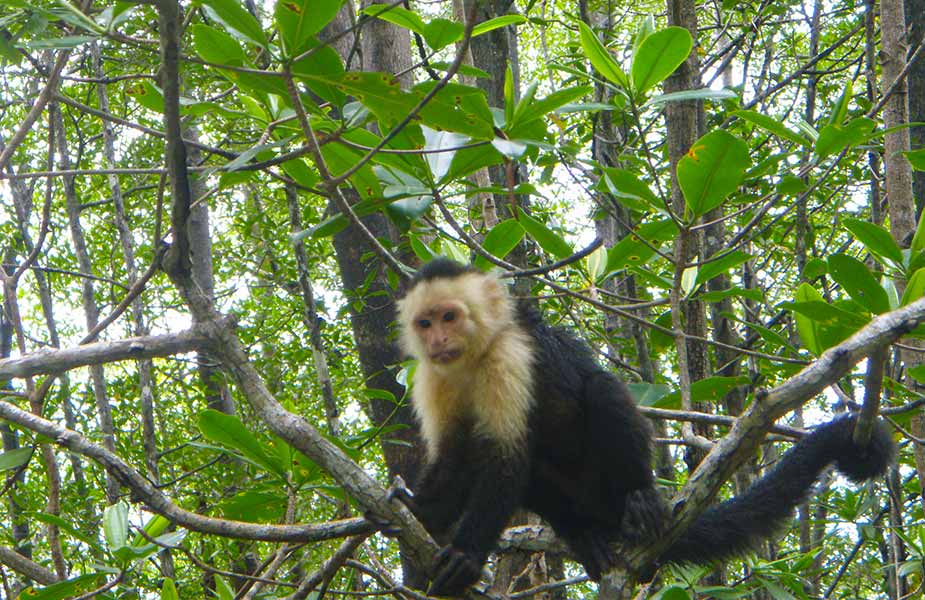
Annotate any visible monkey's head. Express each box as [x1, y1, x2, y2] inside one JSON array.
[[398, 259, 514, 369]]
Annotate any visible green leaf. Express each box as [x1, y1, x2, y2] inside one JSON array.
[[803, 257, 827, 280], [776, 175, 807, 196], [912, 210, 925, 256], [132, 514, 170, 547], [422, 126, 468, 182], [644, 87, 737, 107], [290, 42, 346, 105], [475, 220, 525, 269], [199, 0, 268, 48], [599, 167, 663, 212], [473, 14, 526, 36], [491, 138, 527, 158], [422, 18, 464, 50], [660, 586, 693, 600], [359, 5, 425, 34], [577, 21, 628, 88], [161, 578, 180, 600], [412, 80, 495, 138], [509, 85, 593, 130], [26, 574, 104, 600], [20, 35, 97, 49], [103, 501, 129, 550], [793, 283, 822, 356], [630, 26, 692, 94], [216, 576, 235, 600], [659, 376, 750, 407], [827, 253, 890, 313], [678, 130, 750, 218], [843, 218, 904, 268], [276, 0, 344, 56], [901, 268, 925, 306], [519, 213, 572, 259], [694, 250, 752, 286], [198, 409, 288, 478], [281, 158, 320, 189], [815, 117, 876, 159], [218, 490, 288, 522], [191, 24, 246, 65], [626, 382, 671, 407], [587, 245, 607, 281], [0, 447, 31, 471], [698, 287, 763, 303], [905, 148, 925, 170], [733, 109, 811, 147], [605, 219, 677, 274]]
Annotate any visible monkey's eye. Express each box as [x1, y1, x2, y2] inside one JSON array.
[[442, 311, 456, 323], [418, 319, 431, 329]]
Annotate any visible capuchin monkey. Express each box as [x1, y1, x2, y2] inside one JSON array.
[[395, 258, 895, 596]]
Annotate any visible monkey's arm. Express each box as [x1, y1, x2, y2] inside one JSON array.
[[428, 439, 530, 596], [412, 455, 472, 536]]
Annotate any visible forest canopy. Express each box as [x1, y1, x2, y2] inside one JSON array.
[[1, 0, 925, 598]]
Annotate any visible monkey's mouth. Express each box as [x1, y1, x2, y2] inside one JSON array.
[[430, 349, 463, 364]]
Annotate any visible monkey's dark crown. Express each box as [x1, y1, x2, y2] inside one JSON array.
[[412, 258, 478, 285]]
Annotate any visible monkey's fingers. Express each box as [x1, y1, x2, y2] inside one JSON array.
[[388, 484, 419, 514], [362, 510, 401, 537], [427, 546, 481, 596]]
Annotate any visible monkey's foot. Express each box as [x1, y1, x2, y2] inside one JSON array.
[[427, 545, 483, 597], [569, 531, 617, 582]]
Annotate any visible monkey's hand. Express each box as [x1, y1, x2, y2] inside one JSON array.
[[427, 545, 484, 597], [363, 479, 418, 537]]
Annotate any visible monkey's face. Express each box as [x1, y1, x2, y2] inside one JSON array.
[[410, 299, 471, 365]]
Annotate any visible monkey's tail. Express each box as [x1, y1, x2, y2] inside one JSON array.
[[660, 415, 895, 565]]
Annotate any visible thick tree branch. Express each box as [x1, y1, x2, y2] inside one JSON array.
[[638, 295, 925, 571], [0, 398, 373, 542], [0, 545, 58, 585], [0, 329, 207, 380]]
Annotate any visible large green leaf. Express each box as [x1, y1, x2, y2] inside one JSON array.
[[658, 375, 750, 408], [161, 579, 180, 600], [275, 0, 344, 56], [475, 219, 525, 269], [472, 15, 527, 36], [290, 41, 346, 105], [901, 268, 925, 306], [786, 285, 869, 355], [792, 282, 823, 356], [25, 574, 104, 600], [599, 167, 663, 212], [519, 213, 573, 259], [843, 218, 904, 269], [815, 117, 876, 159], [677, 130, 750, 218], [630, 26, 692, 94], [509, 85, 593, 132], [827, 253, 890, 314], [359, 5, 425, 34], [694, 250, 752, 286], [733, 109, 811, 147], [0, 447, 31, 471], [198, 409, 288, 478], [199, 0, 268, 48], [605, 219, 678, 274], [191, 24, 246, 66], [422, 18, 464, 50], [103, 501, 129, 550], [577, 21, 628, 88]]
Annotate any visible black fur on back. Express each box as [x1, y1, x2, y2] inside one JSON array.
[[661, 415, 895, 564]]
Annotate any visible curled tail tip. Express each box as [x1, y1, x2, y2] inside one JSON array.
[[822, 416, 895, 482]]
